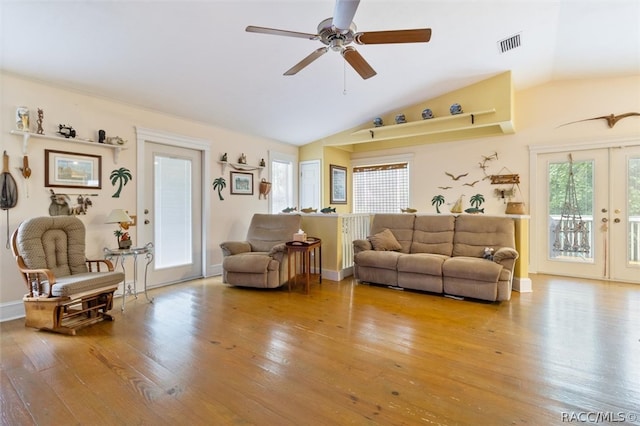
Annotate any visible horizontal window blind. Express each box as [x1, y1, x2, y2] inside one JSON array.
[[353, 162, 409, 213]]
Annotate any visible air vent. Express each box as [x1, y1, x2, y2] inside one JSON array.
[[498, 33, 521, 53]]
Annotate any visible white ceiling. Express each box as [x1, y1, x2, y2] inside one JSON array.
[[1, 1, 639, 146]]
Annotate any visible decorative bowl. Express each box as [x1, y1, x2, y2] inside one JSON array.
[[450, 103, 463, 115], [422, 108, 434, 119], [373, 117, 383, 127], [395, 114, 406, 124]]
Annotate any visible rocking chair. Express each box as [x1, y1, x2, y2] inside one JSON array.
[[11, 216, 124, 335]]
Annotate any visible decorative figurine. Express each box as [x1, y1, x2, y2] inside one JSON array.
[[238, 153, 247, 164], [321, 207, 337, 214], [301, 207, 317, 213], [98, 129, 106, 144], [57, 124, 76, 138], [395, 114, 406, 124], [16, 107, 29, 131], [221, 153, 227, 162], [36, 109, 44, 134], [106, 136, 126, 145], [373, 117, 383, 127], [282, 207, 297, 213], [259, 158, 266, 167]]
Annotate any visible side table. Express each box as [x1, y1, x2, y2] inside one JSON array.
[[104, 242, 154, 311], [286, 237, 322, 294]]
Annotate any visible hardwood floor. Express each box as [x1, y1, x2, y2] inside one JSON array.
[[1, 274, 639, 425]]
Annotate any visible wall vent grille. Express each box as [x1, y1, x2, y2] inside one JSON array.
[[498, 33, 521, 53]]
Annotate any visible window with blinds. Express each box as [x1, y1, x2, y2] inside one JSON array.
[[353, 162, 409, 213]]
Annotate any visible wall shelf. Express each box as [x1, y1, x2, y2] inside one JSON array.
[[217, 160, 265, 177], [347, 108, 499, 144], [10, 130, 127, 163]]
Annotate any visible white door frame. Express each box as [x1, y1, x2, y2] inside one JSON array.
[[529, 136, 640, 277], [135, 127, 212, 278], [300, 159, 321, 211]]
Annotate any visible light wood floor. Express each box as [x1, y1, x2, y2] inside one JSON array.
[[1, 274, 639, 425]]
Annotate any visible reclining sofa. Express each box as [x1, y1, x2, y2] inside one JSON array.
[[353, 214, 518, 301]]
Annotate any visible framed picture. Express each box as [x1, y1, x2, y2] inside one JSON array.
[[330, 164, 347, 204], [45, 149, 102, 189], [230, 171, 254, 195]]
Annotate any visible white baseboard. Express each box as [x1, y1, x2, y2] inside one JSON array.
[[513, 277, 533, 293], [0, 300, 25, 322]]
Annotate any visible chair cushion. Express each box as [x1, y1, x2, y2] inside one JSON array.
[[246, 214, 301, 252], [16, 216, 88, 278], [51, 271, 125, 297], [223, 252, 278, 273], [369, 228, 402, 251]]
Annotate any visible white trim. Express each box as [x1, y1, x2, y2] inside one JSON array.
[[0, 301, 25, 322], [351, 153, 415, 167], [512, 277, 532, 293], [528, 136, 640, 154], [135, 127, 212, 278]]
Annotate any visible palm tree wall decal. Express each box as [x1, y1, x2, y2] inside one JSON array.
[[212, 177, 226, 200], [431, 195, 445, 213], [110, 167, 132, 198]]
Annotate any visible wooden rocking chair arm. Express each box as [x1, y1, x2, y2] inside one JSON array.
[[86, 258, 115, 272]]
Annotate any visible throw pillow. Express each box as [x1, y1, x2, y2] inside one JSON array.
[[369, 228, 402, 251]]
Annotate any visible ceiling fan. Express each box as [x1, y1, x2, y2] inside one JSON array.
[[245, 0, 431, 79]]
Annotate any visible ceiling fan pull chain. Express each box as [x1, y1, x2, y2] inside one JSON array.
[[343, 59, 347, 95]]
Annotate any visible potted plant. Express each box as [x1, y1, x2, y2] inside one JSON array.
[[114, 230, 132, 249]]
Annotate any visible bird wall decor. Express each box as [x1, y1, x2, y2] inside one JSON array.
[[445, 172, 468, 181], [559, 112, 640, 128]]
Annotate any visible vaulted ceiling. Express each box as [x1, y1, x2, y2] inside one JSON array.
[[2, 1, 639, 146]]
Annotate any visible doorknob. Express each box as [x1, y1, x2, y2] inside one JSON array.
[[614, 218, 621, 223], [144, 219, 150, 225], [601, 218, 608, 223]]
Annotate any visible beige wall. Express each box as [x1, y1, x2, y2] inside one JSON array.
[[0, 72, 297, 313], [345, 75, 640, 217]]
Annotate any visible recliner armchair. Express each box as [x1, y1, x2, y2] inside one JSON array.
[[11, 216, 124, 335], [220, 214, 301, 288]]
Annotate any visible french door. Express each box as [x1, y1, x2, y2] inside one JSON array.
[[533, 144, 640, 283], [136, 128, 209, 286]]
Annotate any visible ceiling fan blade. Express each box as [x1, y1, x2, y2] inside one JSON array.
[[284, 47, 329, 76], [341, 46, 376, 79], [332, 0, 360, 32], [246, 25, 318, 40], [355, 28, 432, 44]]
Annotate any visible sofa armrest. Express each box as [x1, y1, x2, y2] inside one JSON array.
[[493, 247, 519, 271], [353, 239, 373, 254], [220, 241, 252, 257], [268, 243, 287, 262]]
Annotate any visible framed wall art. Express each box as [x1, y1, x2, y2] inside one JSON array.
[[330, 164, 347, 204], [45, 149, 102, 189], [230, 171, 254, 195]]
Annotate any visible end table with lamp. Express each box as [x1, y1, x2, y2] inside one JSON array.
[[105, 208, 153, 310]]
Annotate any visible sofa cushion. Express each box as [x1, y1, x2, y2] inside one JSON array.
[[443, 257, 503, 282], [354, 250, 402, 270], [397, 253, 447, 275], [369, 228, 402, 251], [369, 214, 415, 253], [452, 215, 515, 258], [411, 215, 455, 256]]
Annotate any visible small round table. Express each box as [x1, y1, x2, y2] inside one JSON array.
[[104, 242, 154, 311], [286, 237, 322, 294]]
